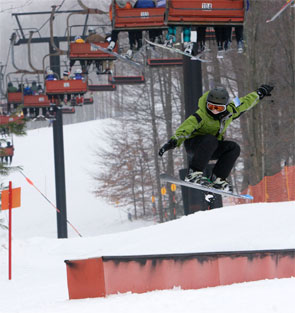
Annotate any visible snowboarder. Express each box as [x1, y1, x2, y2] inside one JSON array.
[[158, 85, 274, 191]]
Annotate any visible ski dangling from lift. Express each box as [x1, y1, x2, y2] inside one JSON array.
[[90, 43, 144, 70], [160, 173, 254, 200], [145, 39, 210, 63], [266, 0, 294, 23], [31, 114, 56, 122], [31, 115, 50, 122]]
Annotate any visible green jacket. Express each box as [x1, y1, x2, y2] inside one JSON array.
[[171, 91, 260, 147], [7, 86, 18, 93]]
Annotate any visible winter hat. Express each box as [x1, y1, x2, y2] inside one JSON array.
[[116, 0, 127, 8]]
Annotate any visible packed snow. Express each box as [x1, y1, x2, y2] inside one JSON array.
[[0, 119, 295, 313]]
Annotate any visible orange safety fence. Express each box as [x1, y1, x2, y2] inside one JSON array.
[[233, 166, 295, 205]]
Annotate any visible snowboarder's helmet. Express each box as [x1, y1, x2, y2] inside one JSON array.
[[207, 86, 229, 105], [47, 69, 53, 75], [75, 69, 82, 74], [8, 82, 13, 87], [116, 0, 127, 8], [206, 86, 229, 119]]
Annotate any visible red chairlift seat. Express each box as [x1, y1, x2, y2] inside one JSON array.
[[114, 7, 167, 30], [69, 42, 118, 60], [147, 58, 183, 67], [7, 92, 23, 104], [61, 107, 76, 114], [45, 80, 88, 95], [68, 97, 82, 106], [0, 146, 14, 157], [23, 95, 50, 107], [168, 0, 244, 25], [88, 84, 116, 92], [83, 97, 94, 105], [108, 75, 145, 85], [0, 115, 24, 125]]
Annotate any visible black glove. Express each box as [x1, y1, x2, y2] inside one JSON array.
[[159, 139, 177, 157], [256, 84, 274, 99]]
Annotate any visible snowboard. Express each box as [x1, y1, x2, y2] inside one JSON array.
[[90, 43, 144, 70], [145, 39, 210, 63], [160, 173, 253, 200]]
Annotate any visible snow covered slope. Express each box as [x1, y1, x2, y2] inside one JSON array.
[[1, 119, 154, 239], [0, 119, 294, 313], [0, 200, 294, 313]]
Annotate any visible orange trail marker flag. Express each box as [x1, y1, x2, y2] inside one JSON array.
[[1, 187, 21, 210], [1, 182, 21, 280]]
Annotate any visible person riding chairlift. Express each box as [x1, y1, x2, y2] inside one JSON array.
[[108, 0, 138, 60], [73, 69, 84, 105]]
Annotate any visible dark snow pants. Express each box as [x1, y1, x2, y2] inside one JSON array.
[[184, 134, 240, 179]]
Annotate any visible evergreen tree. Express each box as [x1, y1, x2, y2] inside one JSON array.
[[0, 112, 26, 176]]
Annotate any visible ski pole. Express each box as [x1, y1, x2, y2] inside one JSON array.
[[19, 171, 83, 237]]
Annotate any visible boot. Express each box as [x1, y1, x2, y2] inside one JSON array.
[[107, 41, 115, 51], [164, 35, 176, 47], [124, 49, 133, 59], [237, 41, 244, 53], [211, 177, 233, 192], [184, 42, 194, 55], [185, 170, 211, 186]]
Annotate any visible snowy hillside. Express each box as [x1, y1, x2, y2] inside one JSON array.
[[0, 119, 294, 313], [0, 119, 154, 239]]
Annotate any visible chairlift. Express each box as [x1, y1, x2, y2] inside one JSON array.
[[168, 0, 244, 26], [0, 115, 24, 126], [83, 94, 94, 104], [23, 94, 50, 108], [66, 1, 112, 63], [88, 84, 116, 92], [111, 0, 245, 30], [6, 72, 47, 114], [147, 58, 183, 67], [7, 92, 23, 105], [6, 75, 24, 113], [0, 134, 14, 163], [61, 106, 75, 114], [108, 75, 145, 85], [70, 42, 118, 61], [113, 6, 167, 30], [0, 144, 14, 162], [45, 79, 88, 96]]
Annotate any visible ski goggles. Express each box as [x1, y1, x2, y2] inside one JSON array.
[[207, 101, 227, 113]]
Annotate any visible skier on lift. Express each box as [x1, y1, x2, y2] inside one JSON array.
[[159, 84, 274, 191]]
